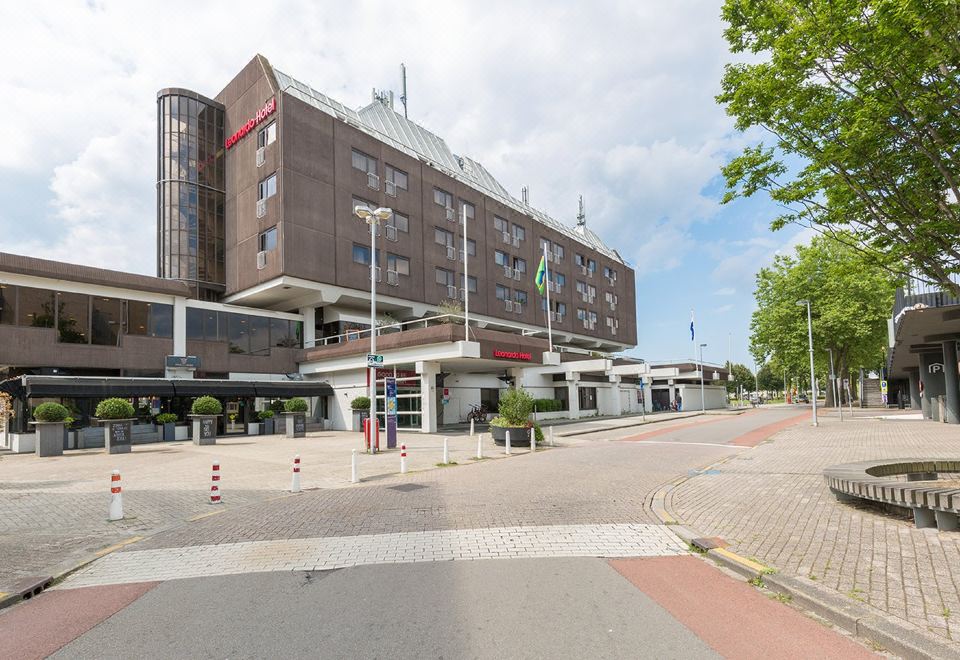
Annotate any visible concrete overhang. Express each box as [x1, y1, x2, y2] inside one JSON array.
[[890, 303, 960, 376]]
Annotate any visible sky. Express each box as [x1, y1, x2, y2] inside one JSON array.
[[0, 0, 812, 369]]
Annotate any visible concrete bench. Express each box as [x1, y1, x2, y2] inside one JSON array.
[[824, 459, 960, 531]]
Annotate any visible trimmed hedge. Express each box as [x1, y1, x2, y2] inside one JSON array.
[[532, 398, 563, 413], [191, 396, 222, 415], [284, 397, 308, 413], [34, 402, 69, 423], [95, 398, 135, 420], [350, 396, 370, 411], [155, 413, 178, 424], [258, 410, 275, 420]]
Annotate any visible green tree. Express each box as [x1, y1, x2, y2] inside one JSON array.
[[724, 361, 755, 395], [756, 362, 782, 393], [749, 234, 895, 404], [719, 0, 960, 294]]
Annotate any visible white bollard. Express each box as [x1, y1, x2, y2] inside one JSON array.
[[351, 449, 359, 483], [476, 433, 483, 459], [549, 425, 554, 446], [290, 454, 302, 493], [530, 427, 535, 453], [443, 437, 449, 464], [210, 460, 222, 504], [400, 444, 408, 474], [505, 430, 511, 455], [470, 418, 475, 437], [108, 469, 123, 521]]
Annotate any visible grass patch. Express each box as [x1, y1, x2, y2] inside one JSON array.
[[773, 592, 792, 604], [943, 607, 951, 619], [808, 574, 818, 581], [686, 542, 707, 554], [434, 462, 459, 467], [748, 576, 765, 588], [847, 588, 865, 603]]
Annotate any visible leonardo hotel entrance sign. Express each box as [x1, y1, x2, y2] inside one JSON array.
[[493, 350, 532, 361], [225, 98, 276, 149]]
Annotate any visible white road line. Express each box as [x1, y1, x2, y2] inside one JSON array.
[[57, 523, 687, 589]]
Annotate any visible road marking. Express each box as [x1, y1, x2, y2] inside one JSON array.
[[93, 536, 143, 558], [711, 548, 769, 574], [187, 509, 228, 522], [57, 524, 688, 589]]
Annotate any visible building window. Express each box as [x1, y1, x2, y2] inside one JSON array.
[[540, 237, 551, 253], [353, 243, 372, 265], [257, 121, 276, 148], [480, 388, 500, 412], [91, 297, 124, 346], [587, 258, 597, 274], [604, 266, 617, 281], [557, 302, 567, 316], [0, 284, 14, 325], [128, 301, 173, 338], [465, 238, 476, 257], [460, 201, 475, 221], [435, 227, 454, 247], [494, 216, 509, 234], [434, 187, 453, 209], [387, 253, 410, 276], [513, 257, 527, 274], [512, 225, 525, 242], [589, 311, 598, 324], [554, 387, 569, 411], [228, 313, 249, 354], [56, 291, 89, 344], [579, 386, 598, 410], [249, 315, 270, 355], [575, 253, 585, 267], [385, 164, 408, 190], [258, 173, 277, 200], [555, 273, 566, 287], [259, 226, 278, 252], [352, 149, 377, 174], [496, 284, 510, 301], [554, 244, 565, 260], [389, 211, 409, 233], [577, 308, 587, 321], [271, 318, 299, 348], [461, 273, 478, 293], [494, 250, 509, 267], [514, 290, 528, 305], [435, 267, 454, 286]]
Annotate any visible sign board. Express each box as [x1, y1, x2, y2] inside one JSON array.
[[166, 355, 200, 369], [493, 349, 532, 361], [199, 418, 216, 440], [929, 363, 944, 374], [880, 380, 888, 394], [366, 353, 384, 368], [225, 98, 276, 149], [385, 377, 398, 449]]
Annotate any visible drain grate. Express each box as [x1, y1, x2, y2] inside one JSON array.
[[387, 483, 428, 492]]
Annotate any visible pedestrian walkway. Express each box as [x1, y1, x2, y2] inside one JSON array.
[[57, 523, 686, 588], [668, 415, 960, 642]]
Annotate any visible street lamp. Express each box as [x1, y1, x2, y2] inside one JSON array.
[[354, 204, 393, 453], [796, 299, 818, 426], [699, 343, 707, 413]]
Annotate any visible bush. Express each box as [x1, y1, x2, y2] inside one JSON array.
[[95, 398, 135, 420], [488, 416, 509, 427], [268, 399, 286, 414], [531, 421, 544, 444], [34, 402, 69, 423], [190, 396, 222, 415], [258, 410, 275, 421], [350, 396, 370, 411], [532, 398, 562, 413], [284, 397, 308, 413], [497, 388, 534, 426], [155, 413, 177, 424]]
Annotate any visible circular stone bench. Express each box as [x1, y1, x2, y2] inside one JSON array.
[[824, 459, 960, 531]]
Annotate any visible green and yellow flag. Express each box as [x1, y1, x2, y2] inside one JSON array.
[[535, 255, 547, 295]]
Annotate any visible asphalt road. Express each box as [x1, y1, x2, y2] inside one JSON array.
[[4, 405, 876, 658]]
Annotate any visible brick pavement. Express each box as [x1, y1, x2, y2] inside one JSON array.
[[668, 415, 960, 642], [58, 523, 687, 588]]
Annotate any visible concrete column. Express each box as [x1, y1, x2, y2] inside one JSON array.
[[907, 369, 921, 410], [606, 376, 623, 416], [173, 297, 187, 356], [942, 340, 960, 424], [300, 306, 316, 348], [417, 361, 440, 433], [668, 380, 676, 406], [920, 351, 947, 421], [567, 375, 581, 420]]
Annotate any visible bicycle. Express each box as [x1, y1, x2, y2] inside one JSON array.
[[466, 404, 488, 423]]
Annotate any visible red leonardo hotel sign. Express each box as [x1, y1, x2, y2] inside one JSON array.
[[493, 350, 532, 361], [225, 98, 276, 149]]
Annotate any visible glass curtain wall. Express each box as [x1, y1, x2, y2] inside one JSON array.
[[158, 91, 226, 299]]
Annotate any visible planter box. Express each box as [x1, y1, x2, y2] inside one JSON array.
[[247, 422, 262, 436], [490, 425, 532, 446], [156, 422, 176, 441], [102, 419, 134, 454], [174, 425, 189, 441], [261, 418, 275, 435], [283, 412, 306, 438], [32, 422, 65, 457], [10, 433, 36, 454], [190, 415, 219, 445]]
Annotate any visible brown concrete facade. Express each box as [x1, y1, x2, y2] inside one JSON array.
[[214, 55, 637, 348]]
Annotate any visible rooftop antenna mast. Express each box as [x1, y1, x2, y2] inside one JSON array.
[[576, 195, 586, 227], [400, 63, 408, 118]]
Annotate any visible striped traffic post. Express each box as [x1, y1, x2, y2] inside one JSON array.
[[210, 460, 222, 504], [108, 469, 123, 521], [290, 454, 301, 493], [400, 444, 408, 474]]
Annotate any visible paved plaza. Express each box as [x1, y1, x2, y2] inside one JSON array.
[[668, 412, 960, 643]]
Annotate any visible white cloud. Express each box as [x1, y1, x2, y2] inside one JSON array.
[[713, 287, 736, 296]]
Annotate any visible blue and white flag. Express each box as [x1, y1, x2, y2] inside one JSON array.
[[689, 310, 695, 341]]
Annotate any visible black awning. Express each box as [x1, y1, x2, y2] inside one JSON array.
[[23, 377, 176, 398], [171, 380, 254, 397], [254, 381, 334, 398], [13, 376, 333, 400]]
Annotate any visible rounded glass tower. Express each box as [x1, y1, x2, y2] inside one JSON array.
[[157, 88, 226, 299]]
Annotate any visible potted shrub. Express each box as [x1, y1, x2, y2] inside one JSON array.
[[31, 402, 69, 457], [258, 409, 276, 435], [350, 396, 370, 432], [155, 413, 177, 441], [95, 398, 136, 454], [490, 388, 535, 446], [283, 397, 308, 438], [189, 396, 222, 446]]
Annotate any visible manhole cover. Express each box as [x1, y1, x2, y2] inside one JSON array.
[[388, 483, 428, 492]]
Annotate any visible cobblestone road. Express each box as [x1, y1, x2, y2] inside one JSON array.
[[669, 414, 960, 642]]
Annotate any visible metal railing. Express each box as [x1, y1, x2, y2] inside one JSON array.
[[892, 272, 960, 326]]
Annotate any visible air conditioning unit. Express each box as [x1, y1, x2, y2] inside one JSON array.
[[587, 268, 594, 278], [387, 270, 399, 286], [256, 147, 265, 167], [446, 207, 455, 221], [511, 236, 520, 248], [582, 318, 590, 329], [611, 327, 617, 336], [256, 198, 266, 218], [607, 276, 616, 286], [385, 225, 398, 242], [371, 266, 382, 282], [501, 231, 511, 243], [545, 251, 553, 262], [385, 180, 397, 197], [581, 292, 590, 302], [505, 299, 514, 312], [579, 264, 587, 275], [547, 281, 556, 293], [588, 294, 596, 304], [459, 249, 466, 262], [553, 312, 564, 323], [513, 269, 521, 281], [447, 284, 458, 299], [446, 245, 457, 261], [514, 303, 522, 314], [459, 287, 467, 301], [367, 172, 380, 190], [256, 251, 267, 270], [610, 302, 616, 311], [555, 285, 562, 295], [503, 266, 513, 278]]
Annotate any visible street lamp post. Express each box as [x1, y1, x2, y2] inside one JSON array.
[[699, 343, 707, 413], [354, 204, 393, 453], [796, 299, 818, 427]]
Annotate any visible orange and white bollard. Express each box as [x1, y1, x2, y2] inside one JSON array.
[[210, 460, 222, 504], [400, 444, 408, 474], [291, 454, 302, 493], [108, 469, 123, 521]]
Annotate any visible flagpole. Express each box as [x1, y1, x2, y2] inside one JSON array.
[[544, 243, 553, 352]]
